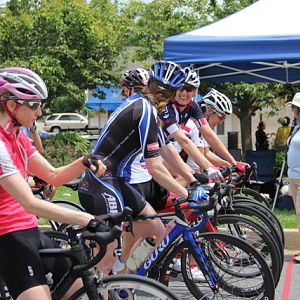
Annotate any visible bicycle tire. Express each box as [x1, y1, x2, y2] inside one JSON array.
[[233, 198, 285, 247], [70, 274, 179, 300], [160, 233, 274, 299], [220, 204, 284, 263], [216, 214, 282, 286], [234, 187, 271, 208], [42, 230, 70, 248]]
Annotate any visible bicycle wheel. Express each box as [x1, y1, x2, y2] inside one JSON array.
[[220, 204, 284, 263], [234, 187, 271, 208], [42, 230, 70, 248], [70, 274, 179, 299], [233, 198, 285, 247], [160, 233, 275, 299], [216, 214, 282, 286]]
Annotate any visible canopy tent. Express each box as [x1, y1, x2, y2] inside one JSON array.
[[86, 86, 123, 111], [164, 0, 300, 84]]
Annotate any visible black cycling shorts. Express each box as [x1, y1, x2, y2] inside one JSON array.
[[78, 170, 147, 217], [0, 227, 71, 299], [130, 179, 169, 211]]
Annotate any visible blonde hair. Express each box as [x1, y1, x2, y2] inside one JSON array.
[[142, 79, 175, 114]]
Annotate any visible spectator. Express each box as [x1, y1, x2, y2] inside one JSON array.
[[286, 93, 300, 263], [255, 121, 269, 150], [274, 116, 292, 149]]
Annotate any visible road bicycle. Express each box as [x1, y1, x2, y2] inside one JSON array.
[[0, 208, 179, 300], [130, 184, 275, 299]]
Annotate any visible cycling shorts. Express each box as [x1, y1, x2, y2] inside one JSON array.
[[130, 179, 169, 211], [78, 171, 147, 217], [0, 227, 71, 299]]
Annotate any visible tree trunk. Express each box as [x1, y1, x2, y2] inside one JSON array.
[[240, 113, 253, 153]]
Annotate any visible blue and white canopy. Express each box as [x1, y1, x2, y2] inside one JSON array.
[[164, 0, 300, 84]]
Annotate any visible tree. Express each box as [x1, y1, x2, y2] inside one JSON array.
[[0, 0, 124, 112], [119, 0, 210, 62]]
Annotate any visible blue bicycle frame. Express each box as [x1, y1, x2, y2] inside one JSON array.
[[134, 212, 219, 292]]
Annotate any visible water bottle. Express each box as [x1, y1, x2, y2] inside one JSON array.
[[126, 236, 156, 272], [112, 256, 125, 273]]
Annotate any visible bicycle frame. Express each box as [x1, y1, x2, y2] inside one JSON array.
[[134, 213, 219, 293]]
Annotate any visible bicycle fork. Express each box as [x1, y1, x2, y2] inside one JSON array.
[[184, 231, 220, 294]]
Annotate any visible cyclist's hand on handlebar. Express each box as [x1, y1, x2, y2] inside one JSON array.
[[234, 162, 250, 173], [205, 166, 224, 182], [82, 154, 106, 176], [189, 185, 209, 203], [86, 217, 111, 233]]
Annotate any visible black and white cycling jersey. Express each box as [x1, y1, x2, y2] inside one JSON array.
[[160, 100, 207, 138], [92, 93, 160, 184]]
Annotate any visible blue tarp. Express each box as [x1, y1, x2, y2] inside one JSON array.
[[164, 0, 300, 84], [86, 86, 124, 111]]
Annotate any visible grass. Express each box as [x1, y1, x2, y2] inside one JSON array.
[[274, 208, 298, 229], [38, 185, 80, 227]]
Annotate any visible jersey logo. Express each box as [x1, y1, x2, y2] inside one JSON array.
[[147, 142, 159, 151]]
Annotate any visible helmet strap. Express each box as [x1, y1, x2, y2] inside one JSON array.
[[0, 100, 22, 127]]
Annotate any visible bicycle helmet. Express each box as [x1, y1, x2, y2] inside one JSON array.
[[202, 88, 232, 115], [0, 67, 48, 100], [184, 67, 200, 88], [149, 61, 186, 89], [120, 68, 149, 88]]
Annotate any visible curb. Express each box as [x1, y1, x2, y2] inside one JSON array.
[[284, 229, 300, 250]]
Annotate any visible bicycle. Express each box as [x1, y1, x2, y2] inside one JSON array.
[[0, 208, 179, 300], [129, 184, 275, 299]]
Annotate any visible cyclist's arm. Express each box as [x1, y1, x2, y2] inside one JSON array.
[[160, 143, 195, 184], [199, 124, 236, 165], [0, 172, 94, 226], [203, 147, 231, 167], [145, 156, 188, 199], [171, 129, 213, 170], [27, 152, 106, 186]]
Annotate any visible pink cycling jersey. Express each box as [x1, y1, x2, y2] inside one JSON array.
[[0, 126, 38, 236]]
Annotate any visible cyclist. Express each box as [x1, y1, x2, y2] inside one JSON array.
[[195, 88, 233, 169], [0, 67, 106, 300], [78, 61, 208, 270], [160, 68, 237, 181]]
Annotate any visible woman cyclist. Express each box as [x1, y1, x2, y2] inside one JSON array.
[[160, 68, 237, 181], [0, 67, 106, 300], [78, 61, 208, 270], [196, 88, 234, 168]]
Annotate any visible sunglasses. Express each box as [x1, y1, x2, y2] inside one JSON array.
[[15, 100, 42, 111], [179, 85, 195, 93], [213, 111, 226, 120]]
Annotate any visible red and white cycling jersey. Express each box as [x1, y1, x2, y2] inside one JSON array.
[[0, 126, 38, 236]]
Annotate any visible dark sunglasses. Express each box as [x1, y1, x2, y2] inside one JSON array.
[[15, 100, 42, 111], [179, 85, 195, 93]]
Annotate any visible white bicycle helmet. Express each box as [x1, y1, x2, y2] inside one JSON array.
[[121, 68, 149, 88], [202, 88, 232, 115], [149, 61, 186, 89], [0, 67, 48, 100], [184, 67, 200, 88]]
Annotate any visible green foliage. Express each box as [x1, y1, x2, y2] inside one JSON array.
[[42, 132, 91, 167], [0, 0, 124, 112], [274, 148, 288, 177], [120, 0, 210, 61]]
